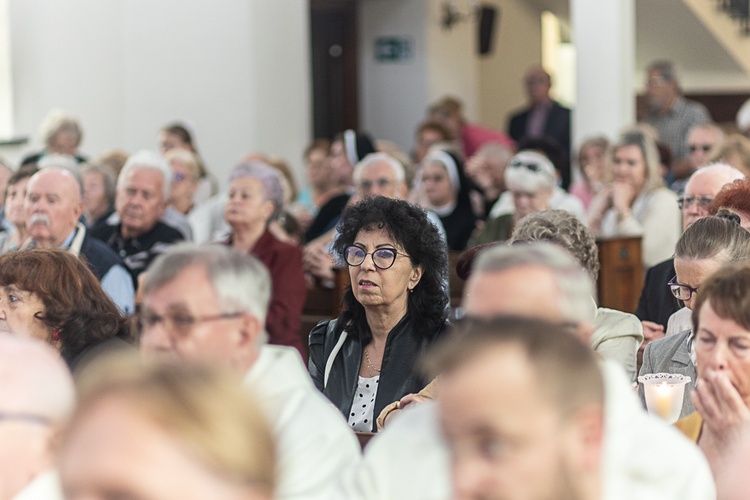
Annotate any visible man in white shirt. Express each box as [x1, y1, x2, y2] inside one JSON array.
[[0, 335, 75, 500], [139, 243, 360, 500], [344, 243, 715, 500]]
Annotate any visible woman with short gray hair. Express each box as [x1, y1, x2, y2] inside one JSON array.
[[222, 161, 306, 358]]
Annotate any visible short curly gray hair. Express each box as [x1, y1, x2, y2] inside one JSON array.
[[228, 161, 284, 222], [510, 209, 600, 282]]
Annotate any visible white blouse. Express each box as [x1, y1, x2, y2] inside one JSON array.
[[348, 375, 380, 431]]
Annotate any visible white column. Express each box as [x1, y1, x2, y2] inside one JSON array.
[[571, 0, 635, 147]]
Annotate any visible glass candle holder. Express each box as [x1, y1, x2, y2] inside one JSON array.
[[637, 373, 691, 424]]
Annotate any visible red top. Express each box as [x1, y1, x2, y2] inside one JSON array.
[[226, 229, 307, 358], [461, 122, 515, 158]]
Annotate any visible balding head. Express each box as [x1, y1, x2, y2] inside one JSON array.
[[0, 335, 75, 498], [353, 153, 407, 200], [525, 65, 552, 106], [25, 167, 84, 248], [682, 163, 745, 230], [463, 243, 595, 341]]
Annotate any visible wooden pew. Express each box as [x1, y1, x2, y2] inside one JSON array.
[[596, 236, 643, 313]]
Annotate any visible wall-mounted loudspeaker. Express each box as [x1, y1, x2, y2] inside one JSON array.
[[478, 5, 498, 56]]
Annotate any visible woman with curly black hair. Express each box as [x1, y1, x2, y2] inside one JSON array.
[[0, 248, 133, 377], [308, 196, 448, 432]]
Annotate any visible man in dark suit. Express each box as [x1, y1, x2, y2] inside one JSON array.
[[507, 66, 572, 189]]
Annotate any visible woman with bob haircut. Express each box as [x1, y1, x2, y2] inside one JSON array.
[[309, 196, 449, 432], [60, 360, 276, 500], [0, 248, 133, 376], [588, 128, 681, 267]]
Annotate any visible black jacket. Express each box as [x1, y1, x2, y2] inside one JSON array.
[[507, 101, 572, 189], [635, 257, 681, 330], [308, 314, 445, 432]]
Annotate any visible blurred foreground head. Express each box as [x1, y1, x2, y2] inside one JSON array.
[[60, 357, 276, 500]]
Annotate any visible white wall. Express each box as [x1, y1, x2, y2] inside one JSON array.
[[7, 0, 311, 186], [359, 0, 481, 153], [478, 0, 543, 131], [359, 0, 429, 154], [425, 0, 478, 119]]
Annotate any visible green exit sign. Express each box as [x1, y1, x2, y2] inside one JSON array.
[[375, 37, 413, 62]]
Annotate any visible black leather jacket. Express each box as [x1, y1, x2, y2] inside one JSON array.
[[309, 314, 445, 432]]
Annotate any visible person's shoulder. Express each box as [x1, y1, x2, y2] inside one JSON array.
[[508, 106, 531, 121], [266, 231, 303, 256], [88, 221, 116, 240], [309, 318, 338, 344], [647, 187, 679, 203], [647, 257, 675, 275], [683, 97, 710, 114], [551, 100, 572, 113], [82, 231, 123, 262], [647, 328, 691, 356], [150, 221, 184, 242], [595, 307, 642, 330]]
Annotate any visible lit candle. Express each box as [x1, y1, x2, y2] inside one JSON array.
[[651, 382, 676, 420]]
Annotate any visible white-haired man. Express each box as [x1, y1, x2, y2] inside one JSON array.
[[24, 165, 134, 312], [341, 243, 714, 500], [139, 244, 360, 500], [91, 150, 185, 289], [0, 335, 75, 500]]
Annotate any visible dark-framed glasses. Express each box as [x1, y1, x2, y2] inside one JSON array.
[[510, 159, 542, 173], [137, 310, 244, 336], [344, 246, 409, 270], [677, 196, 713, 211], [668, 276, 699, 301]]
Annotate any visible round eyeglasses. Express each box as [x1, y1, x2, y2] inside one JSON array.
[[668, 276, 699, 301], [344, 246, 410, 270]]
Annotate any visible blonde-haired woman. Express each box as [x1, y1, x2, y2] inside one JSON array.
[[588, 128, 681, 268]]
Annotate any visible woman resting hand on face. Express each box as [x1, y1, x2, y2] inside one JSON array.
[[587, 128, 681, 268]]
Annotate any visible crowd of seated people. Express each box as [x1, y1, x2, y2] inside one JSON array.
[[5, 57, 750, 499]]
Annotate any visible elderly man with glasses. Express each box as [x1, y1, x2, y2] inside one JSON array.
[[138, 244, 360, 500], [635, 163, 745, 358]]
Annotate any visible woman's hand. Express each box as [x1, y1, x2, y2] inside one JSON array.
[[381, 393, 428, 427], [612, 181, 636, 216], [586, 185, 614, 233], [464, 155, 494, 194], [303, 238, 335, 283], [693, 369, 750, 447]]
